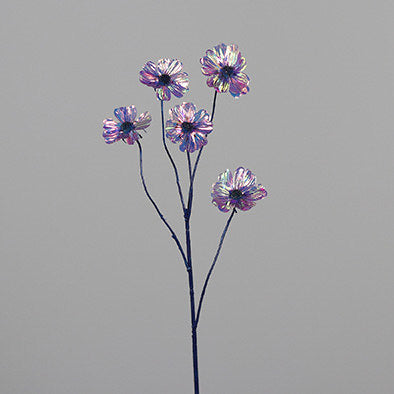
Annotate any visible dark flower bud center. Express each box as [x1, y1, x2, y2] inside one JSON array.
[[229, 189, 243, 200], [158, 73, 171, 86], [181, 122, 194, 133], [120, 121, 134, 135], [220, 65, 235, 78]]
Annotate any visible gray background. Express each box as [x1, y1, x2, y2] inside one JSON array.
[[1, 1, 393, 393]]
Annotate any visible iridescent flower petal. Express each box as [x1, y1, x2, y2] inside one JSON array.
[[157, 58, 183, 75], [134, 112, 152, 131], [201, 43, 250, 97], [233, 167, 255, 189], [211, 168, 267, 212], [125, 131, 140, 145], [229, 73, 250, 98], [140, 59, 189, 101], [102, 107, 151, 146], [245, 186, 268, 201], [139, 61, 159, 86], [233, 55, 247, 73], [168, 77, 189, 98], [102, 118, 120, 144], [218, 169, 233, 186], [234, 198, 256, 211], [180, 102, 197, 121], [165, 102, 213, 153], [200, 50, 221, 76], [206, 74, 219, 88], [157, 86, 171, 101], [114, 106, 137, 122]]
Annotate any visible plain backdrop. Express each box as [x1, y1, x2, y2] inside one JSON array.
[[1, 1, 393, 393]]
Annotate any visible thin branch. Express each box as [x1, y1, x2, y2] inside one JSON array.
[[160, 100, 186, 212], [136, 140, 188, 269], [191, 90, 218, 182], [195, 208, 237, 326]]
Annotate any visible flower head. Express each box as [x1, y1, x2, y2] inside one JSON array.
[[139, 59, 189, 101], [200, 43, 250, 98], [211, 167, 267, 212], [102, 106, 151, 145], [165, 102, 213, 153]]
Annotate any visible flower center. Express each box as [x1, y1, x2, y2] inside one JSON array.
[[181, 122, 194, 133], [119, 121, 134, 135], [220, 65, 235, 79], [158, 73, 171, 86], [229, 189, 243, 200]]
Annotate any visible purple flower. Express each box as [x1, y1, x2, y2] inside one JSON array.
[[211, 167, 267, 212], [200, 43, 250, 98], [102, 106, 151, 145], [139, 59, 189, 101], [165, 102, 213, 153]]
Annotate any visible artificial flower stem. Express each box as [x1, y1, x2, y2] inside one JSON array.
[[195, 208, 237, 326], [187, 151, 192, 181], [185, 151, 200, 393], [187, 263, 199, 394], [191, 90, 218, 182], [160, 100, 186, 212], [136, 141, 188, 269], [186, 151, 195, 215], [210, 90, 218, 123]]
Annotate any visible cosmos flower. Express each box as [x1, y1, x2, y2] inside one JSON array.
[[165, 102, 213, 153], [139, 59, 189, 101], [211, 167, 267, 212], [102, 106, 151, 145], [200, 43, 250, 98]]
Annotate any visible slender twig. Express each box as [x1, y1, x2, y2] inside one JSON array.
[[191, 90, 218, 182], [196, 208, 237, 326], [186, 151, 194, 216], [185, 151, 199, 393], [136, 140, 188, 269], [210, 90, 218, 123], [160, 100, 186, 212], [187, 151, 192, 182]]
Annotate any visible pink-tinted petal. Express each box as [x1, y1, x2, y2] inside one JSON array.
[[156, 86, 171, 101], [217, 169, 234, 188], [224, 44, 240, 67], [193, 109, 211, 125], [233, 167, 256, 189], [102, 118, 120, 144], [159, 59, 183, 75], [229, 73, 250, 97], [139, 61, 160, 87], [168, 104, 184, 122], [179, 102, 196, 121], [235, 198, 256, 211], [142, 61, 158, 75], [186, 132, 208, 152], [245, 185, 268, 201], [214, 200, 232, 212], [166, 124, 184, 143], [200, 49, 221, 75], [206, 74, 219, 88], [125, 131, 140, 145], [157, 59, 172, 75], [233, 55, 247, 73], [168, 81, 188, 98], [114, 106, 137, 122], [134, 111, 152, 131]]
